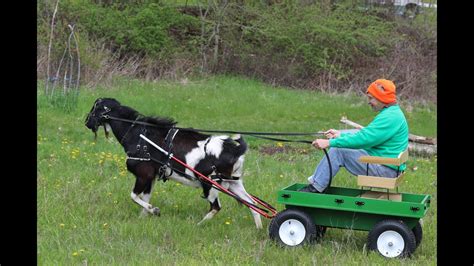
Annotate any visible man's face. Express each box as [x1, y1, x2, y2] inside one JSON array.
[[367, 94, 384, 111]]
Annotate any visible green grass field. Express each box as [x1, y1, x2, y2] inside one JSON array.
[[37, 75, 437, 265]]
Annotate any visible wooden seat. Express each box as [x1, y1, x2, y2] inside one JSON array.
[[357, 150, 408, 201]]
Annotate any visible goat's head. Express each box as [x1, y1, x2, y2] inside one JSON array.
[[85, 97, 121, 139]]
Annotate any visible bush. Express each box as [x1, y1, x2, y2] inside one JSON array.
[[61, 1, 200, 58]]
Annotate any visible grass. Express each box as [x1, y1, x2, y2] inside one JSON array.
[[37, 75, 437, 265]]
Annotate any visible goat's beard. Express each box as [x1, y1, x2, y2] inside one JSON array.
[[104, 126, 109, 139], [90, 123, 110, 140]]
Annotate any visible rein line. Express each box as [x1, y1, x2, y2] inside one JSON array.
[[103, 114, 323, 144]]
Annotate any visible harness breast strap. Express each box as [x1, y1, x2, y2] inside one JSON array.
[[158, 128, 180, 181]]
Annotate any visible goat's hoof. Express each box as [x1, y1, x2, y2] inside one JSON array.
[[152, 207, 161, 216]]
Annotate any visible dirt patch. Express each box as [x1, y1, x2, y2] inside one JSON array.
[[258, 144, 311, 156]]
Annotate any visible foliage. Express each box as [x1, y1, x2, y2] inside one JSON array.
[[37, 0, 437, 103], [60, 0, 201, 58], [232, 2, 396, 80]]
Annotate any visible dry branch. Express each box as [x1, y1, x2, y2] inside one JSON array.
[[340, 116, 436, 145], [45, 0, 60, 96], [339, 116, 437, 157]]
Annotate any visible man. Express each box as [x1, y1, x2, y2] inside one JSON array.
[[300, 79, 409, 193]]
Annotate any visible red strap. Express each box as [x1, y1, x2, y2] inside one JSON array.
[[171, 156, 278, 219]]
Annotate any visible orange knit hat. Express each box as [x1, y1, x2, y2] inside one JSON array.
[[366, 79, 397, 104]]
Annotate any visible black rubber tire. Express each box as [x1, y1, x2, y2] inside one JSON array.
[[412, 221, 423, 249], [367, 219, 417, 258], [268, 209, 317, 247]]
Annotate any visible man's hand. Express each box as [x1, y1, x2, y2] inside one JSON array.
[[312, 139, 330, 149], [324, 129, 340, 139]]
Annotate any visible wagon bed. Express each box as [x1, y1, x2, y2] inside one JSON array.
[[276, 183, 430, 231]]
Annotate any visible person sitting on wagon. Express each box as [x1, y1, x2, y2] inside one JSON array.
[[299, 79, 409, 193]]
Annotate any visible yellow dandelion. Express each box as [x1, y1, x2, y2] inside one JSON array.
[[103, 223, 108, 228], [72, 252, 79, 256], [276, 142, 284, 147], [79, 249, 85, 252], [225, 221, 231, 225], [59, 223, 65, 227]]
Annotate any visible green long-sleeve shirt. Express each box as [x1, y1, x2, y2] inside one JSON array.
[[329, 105, 409, 171]]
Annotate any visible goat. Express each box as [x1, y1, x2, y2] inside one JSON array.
[[84, 98, 262, 228]]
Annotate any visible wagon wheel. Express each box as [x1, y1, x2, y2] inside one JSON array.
[[268, 209, 318, 247], [367, 219, 416, 258], [412, 221, 423, 249]]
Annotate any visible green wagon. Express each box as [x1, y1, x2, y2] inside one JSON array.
[[268, 183, 431, 258]]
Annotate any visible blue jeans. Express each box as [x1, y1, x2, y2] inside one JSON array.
[[308, 148, 399, 192]]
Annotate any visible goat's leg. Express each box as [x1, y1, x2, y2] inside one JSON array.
[[131, 177, 160, 216], [197, 184, 224, 226], [139, 179, 157, 217], [228, 180, 263, 229]]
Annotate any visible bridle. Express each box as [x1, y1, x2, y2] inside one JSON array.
[[84, 99, 112, 126]]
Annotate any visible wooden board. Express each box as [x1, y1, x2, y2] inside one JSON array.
[[360, 191, 402, 202], [357, 173, 404, 190], [358, 156, 402, 165], [358, 150, 408, 166]]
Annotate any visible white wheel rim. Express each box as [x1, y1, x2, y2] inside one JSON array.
[[377, 230, 405, 258], [279, 219, 306, 246]]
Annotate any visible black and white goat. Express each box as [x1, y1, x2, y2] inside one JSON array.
[[84, 98, 262, 229]]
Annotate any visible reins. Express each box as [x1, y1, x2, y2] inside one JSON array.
[[103, 114, 324, 143]]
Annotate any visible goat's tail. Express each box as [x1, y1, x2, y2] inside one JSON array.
[[231, 134, 247, 157]]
